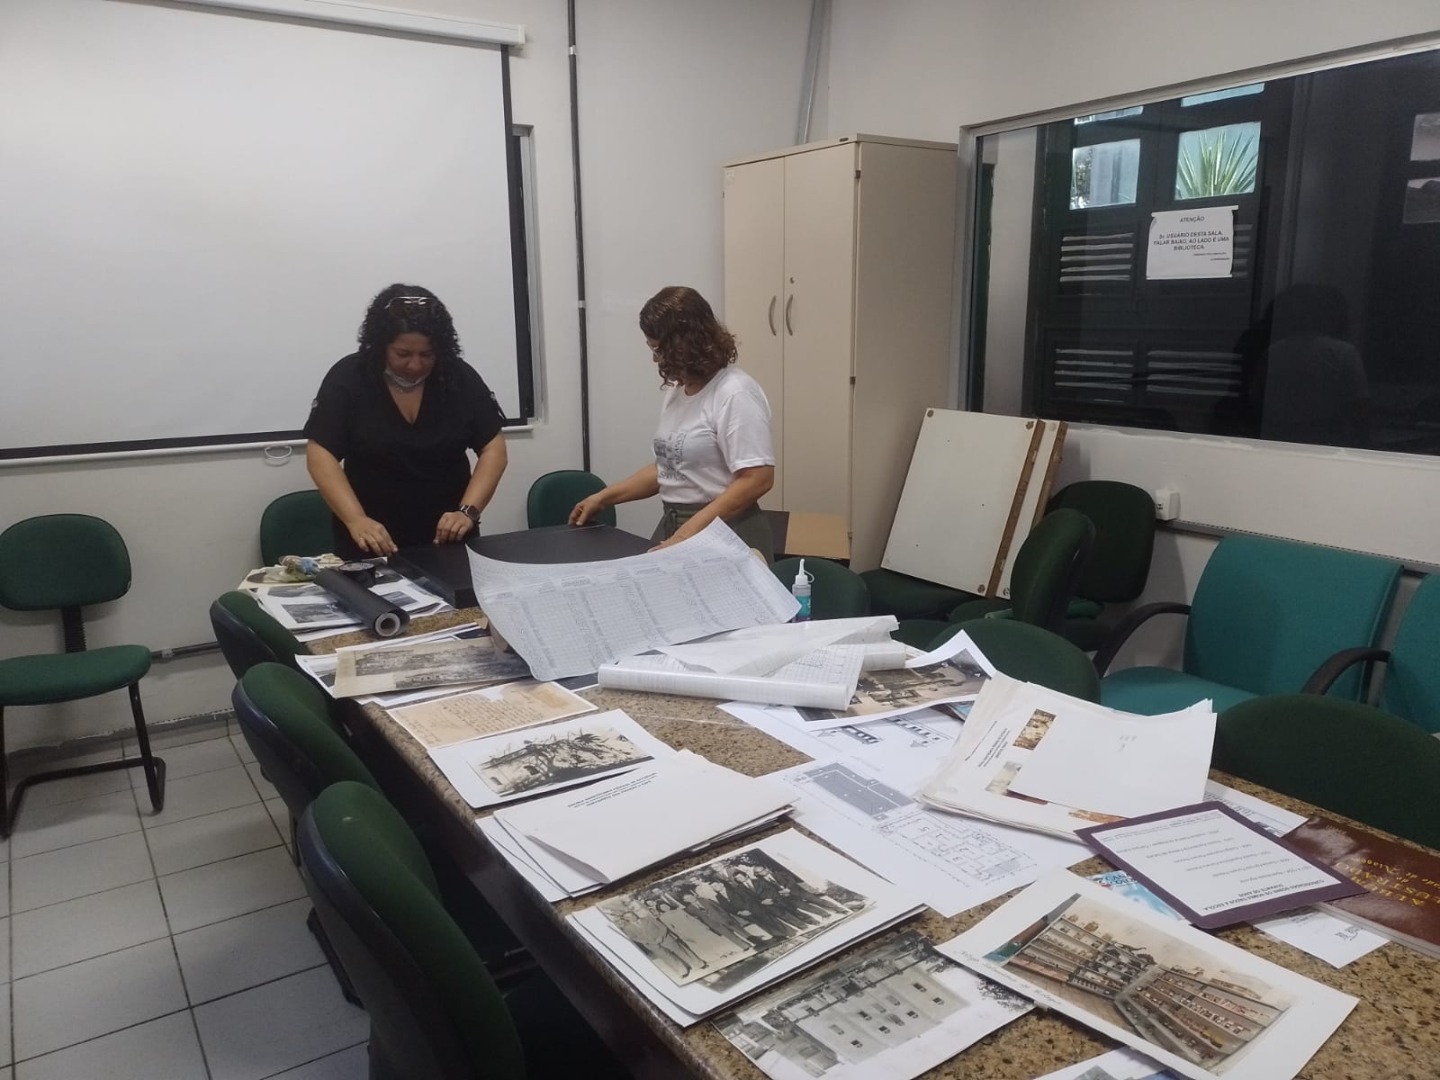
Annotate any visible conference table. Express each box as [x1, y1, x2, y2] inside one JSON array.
[[320, 528, 1440, 1080]]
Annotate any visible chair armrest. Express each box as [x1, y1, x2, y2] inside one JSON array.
[[1303, 646, 1389, 695], [1092, 601, 1192, 676]]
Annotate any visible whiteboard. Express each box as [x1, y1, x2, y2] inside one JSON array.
[[0, 0, 524, 455], [882, 410, 1053, 594]]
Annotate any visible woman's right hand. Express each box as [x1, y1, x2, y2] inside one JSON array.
[[346, 516, 398, 556], [569, 494, 607, 526]]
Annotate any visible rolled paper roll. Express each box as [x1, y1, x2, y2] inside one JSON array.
[[313, 568, 410, 638]]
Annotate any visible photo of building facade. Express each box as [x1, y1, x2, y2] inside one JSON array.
[[988, 895, 1287, 1071]]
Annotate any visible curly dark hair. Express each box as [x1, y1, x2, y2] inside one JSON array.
[[356, 284, 463, 384], [639, 286, 736, 388]]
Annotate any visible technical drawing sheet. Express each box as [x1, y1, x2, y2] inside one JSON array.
[[770, 757, 1087, 917]]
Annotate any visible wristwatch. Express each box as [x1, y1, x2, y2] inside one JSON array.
[[458, 504, 482, 525]]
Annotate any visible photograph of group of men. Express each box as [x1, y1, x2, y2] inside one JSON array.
[[599, 848, 874, 992]]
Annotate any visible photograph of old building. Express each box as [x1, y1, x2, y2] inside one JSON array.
[[716, 930, 1025, 1079], [987, 894, 1288, 1072]]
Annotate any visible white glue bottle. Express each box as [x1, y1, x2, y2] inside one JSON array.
[[791, 559, 812, 622]]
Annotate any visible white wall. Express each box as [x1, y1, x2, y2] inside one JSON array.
[[0, 0, 811, 748], [824, 0, 1440, 668], [574, 0, 813, 537]]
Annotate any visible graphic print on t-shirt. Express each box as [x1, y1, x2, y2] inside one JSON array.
[[654, 432, 687, 483]]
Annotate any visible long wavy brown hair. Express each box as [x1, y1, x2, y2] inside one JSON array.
[[639, 286, 737, 388]]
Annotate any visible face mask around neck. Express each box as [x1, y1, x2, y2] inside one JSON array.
[[384, 368, 430, 391]]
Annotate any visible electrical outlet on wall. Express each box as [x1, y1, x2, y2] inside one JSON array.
[[1153, 488, 1181, 521]]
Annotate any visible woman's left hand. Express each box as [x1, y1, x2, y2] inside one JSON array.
[[434, 511, 477, 544]]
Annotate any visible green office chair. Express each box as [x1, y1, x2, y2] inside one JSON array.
[[526, 470, 616, 529], [923, 619, 1102, 702], [1045, 481, 1157, 651], [772, 557, 870, 619], [1096, 535, 1401, 716], [1305, 572, 1440, 734], [1214, 695, 1440, 850], [299, 782, 628, 1080], [210, 590, 305, 677], [858, 568, 972, 622], [234, 664, 525, 985], [945, 508, 1095, 629], [0, 514, 166, 836], [261, 490, 334, 565], [893, 508, 1095, 648]]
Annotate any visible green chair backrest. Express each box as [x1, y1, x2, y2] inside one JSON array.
[[300, 782, 525, 1080], [526, 470, 615, 529], [772, 557, 870, 619], [0, 514, 132, 611], [233, 664, 380, 814], [1184, 536, 1400, 700], [1007, 508, 1095, 630], [943, 618, 1101, 702], [1380, 573, 1440, 732], [1214, 695, 1440, 850], [1046, 481, 1156, 603], [212, 590, 304, 674], [261, 490, 334, 565]]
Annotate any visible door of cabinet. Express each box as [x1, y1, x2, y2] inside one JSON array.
[[723, 157, 786, 508], [781, 145, 857, 519]]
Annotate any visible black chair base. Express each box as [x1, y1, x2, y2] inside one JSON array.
[[307, 906, 364, 1008], [0, 682, 167, 838]]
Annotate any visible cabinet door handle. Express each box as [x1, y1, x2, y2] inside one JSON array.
[[784, 294, 794, 336], [767, 295, 777, 336]]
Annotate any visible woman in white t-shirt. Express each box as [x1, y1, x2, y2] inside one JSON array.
[[569, 286, 776, 560]]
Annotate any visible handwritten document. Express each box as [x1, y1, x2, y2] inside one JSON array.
[[387, 680, 595, 749]]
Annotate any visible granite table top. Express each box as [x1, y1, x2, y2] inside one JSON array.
[[320, 612, 1440, 1080]]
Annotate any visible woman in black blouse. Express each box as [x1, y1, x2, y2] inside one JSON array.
[[305, 284, 508, 558]]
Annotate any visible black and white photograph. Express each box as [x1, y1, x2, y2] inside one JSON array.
[[714, 930, 1030, 1080], [1403, 177, 1440, 224], [795, 648, 990, 725], [597, 847, 873, 992], [474, 724, 654, 797], [332, 636, 531, 697], [1411, 112, 1440, 161]]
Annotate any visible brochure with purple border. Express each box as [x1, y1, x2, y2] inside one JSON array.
[[1075, 801, 1365, 929]]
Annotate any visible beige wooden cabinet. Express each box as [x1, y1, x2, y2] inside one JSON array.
[[722, 134, 958, 570]]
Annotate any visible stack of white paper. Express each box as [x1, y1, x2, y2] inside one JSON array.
[[917, 674, 1215, 838], [478, 751, 794, 900], [568, 829, 924, 1026], [769, 756, 1088, 918], [430, 710, 674, 810]]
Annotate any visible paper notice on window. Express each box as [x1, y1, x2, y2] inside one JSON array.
[[1146, 205, 1237, 279]]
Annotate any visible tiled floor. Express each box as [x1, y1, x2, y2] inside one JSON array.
[[0, 723, 370, 1079]]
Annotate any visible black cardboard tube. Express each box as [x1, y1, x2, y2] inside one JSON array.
[[314, 568, 410, 638]]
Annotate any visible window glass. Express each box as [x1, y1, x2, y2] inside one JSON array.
[[1181, 83, 1265, 106], [1071, 139, 1141, 208], [1074, 106, 1144, 125], [1175, 122, 1261, 199]]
